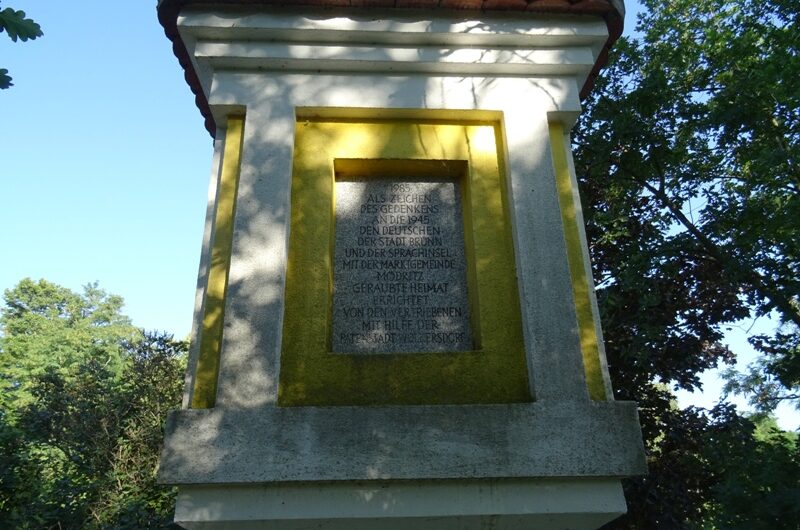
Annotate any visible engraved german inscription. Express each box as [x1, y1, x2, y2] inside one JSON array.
[[332, 177, 473, 353]]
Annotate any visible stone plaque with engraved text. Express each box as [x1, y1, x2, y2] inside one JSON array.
[[332, 177, 473, 353]]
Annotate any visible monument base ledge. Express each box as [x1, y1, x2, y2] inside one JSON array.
[[158, 400, 646, 485]]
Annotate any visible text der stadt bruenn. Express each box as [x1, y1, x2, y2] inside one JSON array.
[[332, 178, 473, 353]]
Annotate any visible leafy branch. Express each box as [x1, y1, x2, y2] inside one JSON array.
[[0, 3, 43, 89], [634, 168, 800, 330]]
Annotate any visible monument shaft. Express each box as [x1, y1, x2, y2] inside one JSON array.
[[156, 1, 646, 528]]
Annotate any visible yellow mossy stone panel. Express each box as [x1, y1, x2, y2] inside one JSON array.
[[549, 121, 607, 401], [279, 116, 529, 406], [192, 115, 245, 409]]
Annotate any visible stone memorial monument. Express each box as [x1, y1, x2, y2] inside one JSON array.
[[156, 0, 646, 528]]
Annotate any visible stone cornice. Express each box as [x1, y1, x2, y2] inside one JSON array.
[[157, 0, 624, 136]]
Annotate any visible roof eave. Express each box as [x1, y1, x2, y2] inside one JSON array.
[[157, 0, 624, 137]]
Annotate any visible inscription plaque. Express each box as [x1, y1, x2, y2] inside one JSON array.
[[332, 177, 473, 353]]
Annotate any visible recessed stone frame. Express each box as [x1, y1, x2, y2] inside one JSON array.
[[279, 115, 530, 406]]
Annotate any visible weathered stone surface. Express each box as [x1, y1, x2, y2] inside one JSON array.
[[332, 178, 472, 353], [158, 401, 647, 484]]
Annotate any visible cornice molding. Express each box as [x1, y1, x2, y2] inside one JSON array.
[[157, 0, 624, 135]]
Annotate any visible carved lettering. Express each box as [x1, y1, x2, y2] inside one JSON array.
[[331, 178, 473, 353]]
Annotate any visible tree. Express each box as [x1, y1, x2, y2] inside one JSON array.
[[572, 0, 799, 527], [0, 2, 43, 89], [701, 411, 800, 529], [0, 278, 139, 411], [0, 279, 186, 529]]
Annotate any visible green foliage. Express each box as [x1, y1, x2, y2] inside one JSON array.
[[701, 409, 800, 529], [0, 279, 186, 529], [0, 6, 41, 42], [723, 337, 800, 412], [573, 0, 799, 527], [0, 2, 43, 89], [0, 278, 140, 410]]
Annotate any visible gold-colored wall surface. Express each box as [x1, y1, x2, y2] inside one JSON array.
[[279, 116, 529, 406]]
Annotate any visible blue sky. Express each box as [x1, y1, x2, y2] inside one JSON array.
[[2, 1, 212, 337], [2, 1, 796, 428]]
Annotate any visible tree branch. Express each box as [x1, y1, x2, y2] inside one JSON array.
[[632, 172, 800, 328]]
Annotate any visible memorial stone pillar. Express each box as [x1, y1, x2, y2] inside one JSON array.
[[156, 1, 646, 528]]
